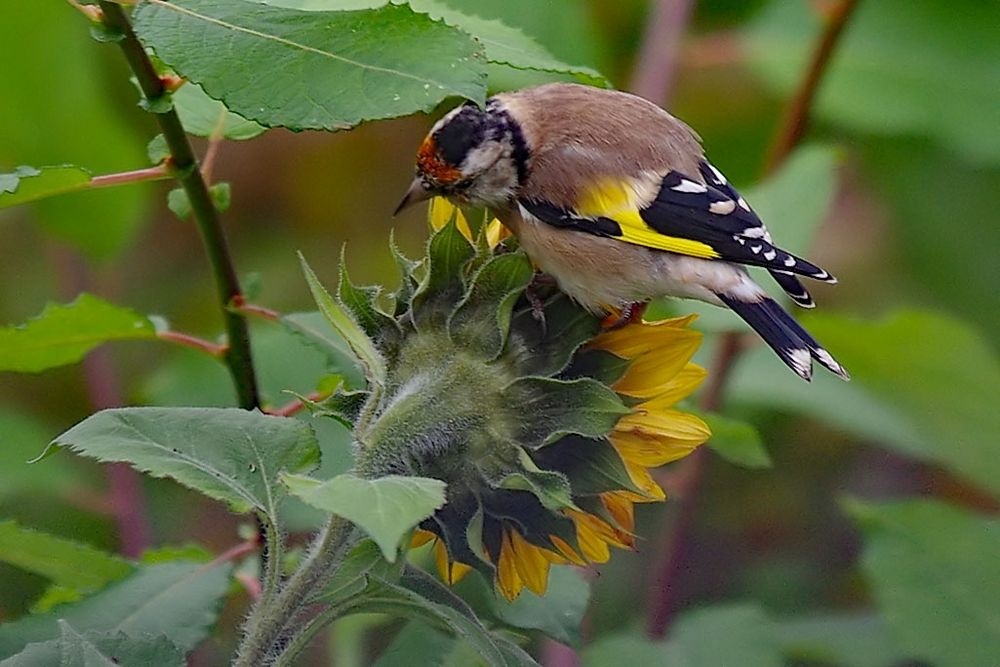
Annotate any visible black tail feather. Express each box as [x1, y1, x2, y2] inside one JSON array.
[[717, 294, 849, 381], [769, 270, 815, 308]]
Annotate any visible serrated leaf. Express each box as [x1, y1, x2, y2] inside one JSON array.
[[389, 231, 419, 316], [491, 566, 590, 647], [132, 0, 486, 132], [508, 295, 602, 378], [0, 294, 156, 373], [411, 220, 475, 330], [300, 254, 385, 385], [0, 561, 231, 659], [845, 499, 1000, 667], [273, 0, 607, 86], [172, 80, 266, 140], [47, 407, 320, 522], [0, 165, 91, 209], [0, 521, 131, 594], [314, 539, 398, 605], [282, 473, 446, 561], [449, 252, 534, 359], [59, 622, 186, 667], [279, 310, 365, 386], [701, 413, 772, 469], [338, 250, 400, 343], [502, 377, 628, 448]]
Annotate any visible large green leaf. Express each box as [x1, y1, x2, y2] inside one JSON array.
[[846, 499, 1000, 667], [272, 0, 606, 85], [0, 623, 186, 667], [701, 412, 771, 469], [773, 613, 900, 667], [0, 2, 149, 258], [0, 166, 92, 210], [804, 310, 1000, 499], [282, 473, 446, 560], [491, 566, 590, 647], [0, 294, 156, 373], [746, 0, 1000, 164], [47, 407, 321, 520], [172, 81, 266, 140], [0, 521, 131, 594], [132, 0, 486, 132], [0, 561, 231, 659]]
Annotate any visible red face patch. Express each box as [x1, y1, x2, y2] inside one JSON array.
[[417, 136, 463, 185]]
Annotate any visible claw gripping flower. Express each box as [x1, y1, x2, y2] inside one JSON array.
[[313, 202, 710, 600]]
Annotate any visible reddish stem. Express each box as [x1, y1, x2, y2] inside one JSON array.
[[231, 295, 280, 322], [206, 539, 261, 570], [89, 163, 171, 189], [265, 391, 331, 418], [157, 329, 228, 357]]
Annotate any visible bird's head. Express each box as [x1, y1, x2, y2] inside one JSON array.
[[395, 101, 525, 215]]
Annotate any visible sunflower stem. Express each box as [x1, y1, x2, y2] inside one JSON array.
[[235, 517, 356, 667]]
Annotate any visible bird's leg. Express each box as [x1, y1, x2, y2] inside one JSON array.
[[525, 272, 556, 332], [601, 301, 649, 330]]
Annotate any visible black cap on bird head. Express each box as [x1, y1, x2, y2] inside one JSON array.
[[395, 101, 522, 214]]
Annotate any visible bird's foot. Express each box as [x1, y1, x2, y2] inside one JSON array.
[[525, 272, 556, 333], [601, 301, 649, 330]]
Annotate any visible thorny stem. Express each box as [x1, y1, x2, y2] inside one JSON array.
[[645, 0, 862, 640], [236, 517, 357, 667], [97, 0, 260, 411]]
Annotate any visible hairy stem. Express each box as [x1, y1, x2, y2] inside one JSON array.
[[236, 517, 356, 667], [97, 0, 260, 411], [645, 0, 862, 639]]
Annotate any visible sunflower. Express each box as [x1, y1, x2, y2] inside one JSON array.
[[320, 199, 710, 601]]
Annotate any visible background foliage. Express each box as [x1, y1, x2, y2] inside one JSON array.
[[1, 0, 998, 665]]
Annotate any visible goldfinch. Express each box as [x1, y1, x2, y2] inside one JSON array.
[[396, 83, 848, 381]]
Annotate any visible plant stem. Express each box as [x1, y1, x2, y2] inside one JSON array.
[[97, 0, 260, 411], [644, 0, 862, 640], [236, 517, 356, 667], [156, 329, 228, 357], [89, 163, 171, 189], [628, 0, 696, 103]]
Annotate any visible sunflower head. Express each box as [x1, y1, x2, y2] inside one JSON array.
[[317, 200, 709, 600]]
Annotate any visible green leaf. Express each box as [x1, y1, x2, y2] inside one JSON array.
[[746, 0, 1000, 164], [374, 620, 457, 667], [314, 539, 398, 605], [845, 499, 1000, 667], [412, 220, 476, 330], [492, 566, 590, 647], [172, 80, 266, 140], [147, 134, 170, 164], [132, 0, 486, 132], [773, 613, 900, 667], [583, 634, 665, 667], [534, 436, 642, 497], [0, 625, 185, 667], [0, 294, 156, 373], [273, 0, 607, 85], [701, 413, 772, 469], [498, 450, 575, 511], [449, 252, 534, 359], [300, 253, 385, 385], [0, 166, 91, 210], [502, 377, 628, 448], [338, 249, 400, 343], [0, 521, 131, 594], [47, 407, 320, 521], [0, 561, 231, 659], [0, 3, 149, 258], [279, 310, 366, 387], [166, 187, 190, 219], [804, 310, 1000, 499], [347, 570, 537, 667], [282, 473, 446, 561], [0, 408, 88, 503], [509, 295, 601, 378]]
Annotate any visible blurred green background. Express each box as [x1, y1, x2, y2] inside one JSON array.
[[2, 0, 999, 664]]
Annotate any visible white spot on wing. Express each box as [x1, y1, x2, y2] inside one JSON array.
[[709, 200, 737, 215], [672, 179, 708, 194], [737, 197, 750, 211], [783, 256, 796, 267], [707, 163, 728, 185], [750, 245, 762, 254], [763, 249, 777, 261], [742, 226, 766, 239]]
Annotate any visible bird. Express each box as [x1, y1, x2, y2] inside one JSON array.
[[395, 82, 848, 381]]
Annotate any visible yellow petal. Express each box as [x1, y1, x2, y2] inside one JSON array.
[[430, 539, 473, 585], [449, 560, 472, 584], [622, 459, 666, 501], [485, 218, 511, 248], [508, 530, 552, 596], [610, 429, 702, 467], [496, 530, 524, 600], [630, 364, 708, 406], [601, 491, 636, 534], [567, 510, 629, 563], [590, 315, 699, 357], [549, 535, 586, 566], [613, 342, 704, 398], [429, 197, 473, 241], [615, 409, 712, 444], [410, 529, 436, 548]]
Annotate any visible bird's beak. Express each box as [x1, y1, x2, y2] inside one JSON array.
[[393, 179, 433, 216]]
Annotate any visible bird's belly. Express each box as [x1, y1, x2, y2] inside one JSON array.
[[505, 211, 759, 313]]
